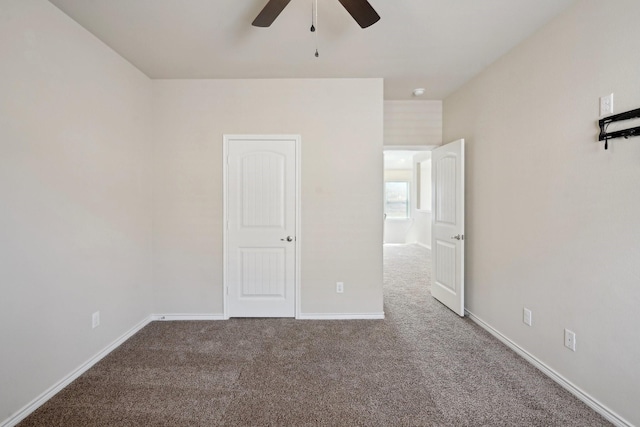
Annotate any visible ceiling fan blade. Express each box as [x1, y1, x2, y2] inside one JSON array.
[[252, 0, 292, 27], [337, 0, 380, 28]]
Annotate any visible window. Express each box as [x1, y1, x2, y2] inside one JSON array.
[[385, 181, 410, 219]]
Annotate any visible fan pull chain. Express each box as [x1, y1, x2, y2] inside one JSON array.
[[311, 0, 319, 57]]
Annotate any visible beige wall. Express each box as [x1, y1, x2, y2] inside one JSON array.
[[443, 0, 640, 424], [384, 100, 442, 146], [152, 79, 384, 316], [0, 0, 153, 421]]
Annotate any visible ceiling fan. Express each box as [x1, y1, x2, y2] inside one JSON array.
[[252, 0, 380, 29]]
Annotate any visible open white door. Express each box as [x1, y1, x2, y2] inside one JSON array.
[[224, 135, 299, 318], [431, 139, 465, 316]]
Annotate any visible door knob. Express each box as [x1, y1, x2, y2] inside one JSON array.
[[281, 236, 294, 242], [451, 234, 464, 241]]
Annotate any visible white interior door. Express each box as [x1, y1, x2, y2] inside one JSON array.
[[431, 139, 465, 316], [225, 135, 298, 317]]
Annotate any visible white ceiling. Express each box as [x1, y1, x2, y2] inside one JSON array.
[[48, 0, 575, 100]]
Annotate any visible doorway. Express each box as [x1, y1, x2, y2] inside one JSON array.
[[383, 141, 466, 317]]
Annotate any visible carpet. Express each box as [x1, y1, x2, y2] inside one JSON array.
[[19, 244, 609, 426]]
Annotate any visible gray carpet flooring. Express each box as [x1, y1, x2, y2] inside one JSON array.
[[20, 244, 609, 426]]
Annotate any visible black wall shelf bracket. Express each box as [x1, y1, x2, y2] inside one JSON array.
[[598, 107, 640, 150]]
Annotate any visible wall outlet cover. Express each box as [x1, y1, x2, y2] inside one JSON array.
[[523, 308, 532, 326], [600, 93, 614, 117], [92, 311, 100, 329]]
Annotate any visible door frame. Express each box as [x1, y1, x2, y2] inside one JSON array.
[[222, 134, 302, 320]]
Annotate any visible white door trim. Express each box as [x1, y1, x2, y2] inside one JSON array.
[[222, 134, 301, 320]]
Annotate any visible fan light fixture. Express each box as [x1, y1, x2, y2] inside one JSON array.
[[252, 0, 380, 28], [252, 0, 380, 57]]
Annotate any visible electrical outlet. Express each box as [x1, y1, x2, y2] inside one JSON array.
[[600, 93, 613, 116], [336, 282, 344, 293], [92, 311, 100, 329], [564, 329, 576, 351], [523, 308, 532, 326]]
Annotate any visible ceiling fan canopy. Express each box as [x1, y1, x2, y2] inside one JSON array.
[[252, 0, 380, 28]]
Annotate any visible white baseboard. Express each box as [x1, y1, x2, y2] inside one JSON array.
[[1, 316, 152, 427], [151, 314, 226, 321], [415, 242, 431, 250], [297, 312, 385, 320], [465, 310, 632, 427]]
